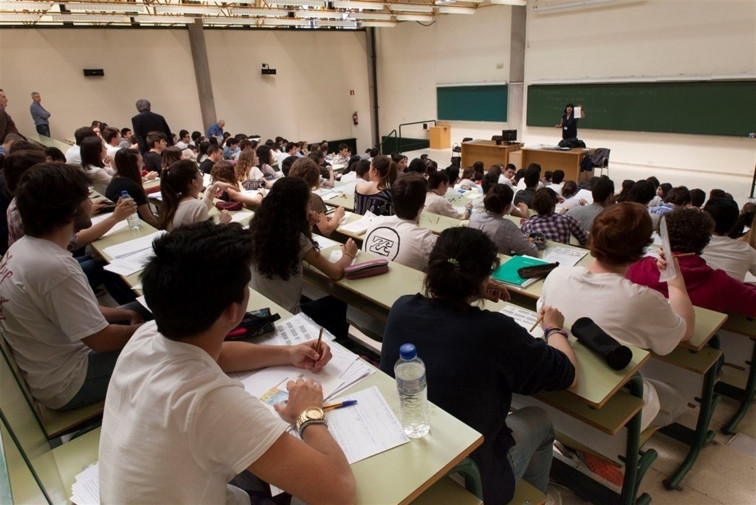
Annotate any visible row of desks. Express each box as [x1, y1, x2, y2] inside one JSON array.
[[89, 218, 485, 505]]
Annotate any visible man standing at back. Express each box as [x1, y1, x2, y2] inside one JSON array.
[[131, 98, 173, 155], [29, 92, 51, 137], [207, 118, 225, 141], [0, 89, 20, 143]]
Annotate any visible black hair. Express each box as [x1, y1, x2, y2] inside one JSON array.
[[281, 155, 299, 177], [523, 166, 540, 189], [74, 126, 96, 145], [591, 176, 614, 203], [626, 180, 656, 205], [392, 173, 427, 220], [481, 169, 500, 195], [665, 186, 691, 206], [615, 179, 634, 202], [561, 180, 578, 199], [158, 160, 200, 230], [4, 149, 46, 194], [120, 127, 132, 137], [703, 197, 739, 235], [551, 169, 565, 184], [16, 163, 90, 237], [146, 130, 166, 149], [444, 165, 460, 185], [44, 146, 66, 162], [427, 170, 449, 190], [80, 136, 104, 169], [532, 187, 558, 216], [354, 159, 371, 178], [690, 188, 706, 208], [483, 184, 514, 214], [141, 221, 254, 340], [563, 103, 574, 114], [406, 158, 426, 175], [249, 177, 315, 280], [114, 148, 143, 187], [658, 183, 672, 200], [256, 144, 273, 166], [424, 227, 499, 312]]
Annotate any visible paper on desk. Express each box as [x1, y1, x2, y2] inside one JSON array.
[[325, 386, 410, 464], [658, 216, 677, 282], [340, 211, 377, 236], [499, 305, 545, 340], [103, 248, 154, 276], [147, 192, 163, 201], [102, 230, 165, 259], [100, 220, 129, 237], [70, 462, 99, 505], [136, 295, 151, 312], [230, 211, 253, 224], [313, 234, 341, 251], [329, 249, 359, 264], [542, 247, 587, 267]]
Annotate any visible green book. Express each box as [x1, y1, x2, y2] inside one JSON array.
[[492, 255, 549, 287]]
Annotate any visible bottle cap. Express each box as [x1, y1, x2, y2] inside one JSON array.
[[399, 343, 416, 360], [120, 190, 129, 196]]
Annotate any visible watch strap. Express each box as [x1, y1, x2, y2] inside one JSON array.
[[298, 419, 328, 438]]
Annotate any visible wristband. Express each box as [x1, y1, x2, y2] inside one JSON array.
[[544, 326, 568, 342]]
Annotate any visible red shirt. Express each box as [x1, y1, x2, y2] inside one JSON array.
[[626, 255, 756, 317]]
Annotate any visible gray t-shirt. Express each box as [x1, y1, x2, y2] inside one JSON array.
[[469, 211, 538, 257], [565, 203, 605, 233], [249, 234, 314, 313]]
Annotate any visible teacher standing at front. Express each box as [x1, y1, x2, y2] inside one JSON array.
[[555, 103, 585, 140]]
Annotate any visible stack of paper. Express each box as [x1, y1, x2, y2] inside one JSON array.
[[499, 305, 545, 340], [340, 211, 377, 235], [90, 213, 128, 238], [70, 462, 99, 505], [102, 230, 166, 277], [230, 211, 254, 224]]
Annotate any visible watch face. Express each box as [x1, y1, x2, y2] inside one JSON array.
[[306, 408, 325, 420]]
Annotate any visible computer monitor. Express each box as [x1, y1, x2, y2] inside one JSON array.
[[502, 130, 517, 142]]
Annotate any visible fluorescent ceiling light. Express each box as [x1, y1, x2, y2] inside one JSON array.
[[0, 13, 41, 21], [489, 0, 527, 5], [263, 17, 310, 25], [321, 19, 358, 27], [361, 20, 396, 26], [48, 13, 127, 22], [203, 18, 254, 25], [154, 5, 223, 15], [332, 0, 387, 10], [297, 9, 339, 18], [0, 1, 52, 10], [437, 5, 476, 13], [67, 3, 143, 13], [132, 15, 192, 24], [231, 7, 289, 17], [269, 0, 328, 7], [388, 3, 434, 12], [395, 13, 433, 20], [352, 11, 391, 20]]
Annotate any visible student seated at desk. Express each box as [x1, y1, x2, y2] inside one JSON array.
[[457, 166, 479, 191], [354, 154, 397, 216], [158, 160, 233, 230], [105, 148, 159, 228], [99, 221, 355, 505], [521, 188, 588, 246], [289, 157, 345, 237], [424, 171, 472, 220], [249, 177, 357, 341], [701, 197, 756, 281], [565, 175, 614, 234], [540, 203, 694, 431], [380, 227, 577, 504], [80, 135, 114, 195], [469, 184, 539, 257], [0, 163, 145, 410], [513, 165, 540, 207], [627, 207, 756, 317], [363, 173, 437, 271]]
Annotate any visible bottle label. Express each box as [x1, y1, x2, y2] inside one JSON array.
[[397, 374, 426, 395]]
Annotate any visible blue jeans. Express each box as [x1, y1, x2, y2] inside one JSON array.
[[36, 124, 50, 137], [506, 406, 555, 493]]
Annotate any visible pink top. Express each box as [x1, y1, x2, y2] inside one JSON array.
[[626, 254, 756, 317]]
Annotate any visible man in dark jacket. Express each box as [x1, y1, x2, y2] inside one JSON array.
[[131, 98, 173, 155]]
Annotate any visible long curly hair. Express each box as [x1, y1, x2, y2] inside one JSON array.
[[249, 177, 316, 280]]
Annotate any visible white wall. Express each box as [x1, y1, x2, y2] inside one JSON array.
[[0, 27, 372, 152], [375, 6, 514, 142], [204, 29, 372, 151], [375, 0, 756, 201], [0, 29, 202, 140]]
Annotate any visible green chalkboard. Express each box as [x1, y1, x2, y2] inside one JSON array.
[[527, 81, 756, 137], [437, 85, 508, 122]]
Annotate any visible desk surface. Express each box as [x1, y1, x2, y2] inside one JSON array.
[[337, 211, 465, 241]]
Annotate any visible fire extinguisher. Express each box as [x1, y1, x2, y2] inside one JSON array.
[[352, 111, 358, 125]]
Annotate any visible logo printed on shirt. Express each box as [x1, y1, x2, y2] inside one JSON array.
[[364, 227, 400, 261]]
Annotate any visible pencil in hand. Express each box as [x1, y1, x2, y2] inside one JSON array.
[[529, 314, 544, 333], [315, 327, 324, 355]]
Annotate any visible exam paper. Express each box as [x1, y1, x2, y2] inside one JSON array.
[[574, 106, 582, 118], [499, 305, 545, 340], [102, 248, 154, 276], [102, 230, 165, 259], [340, 211, 377, 236], [70, 462, 99, 505], [542, 247, 587, 267], [230, 211, 253, 224], [658, 216, 677, 282]]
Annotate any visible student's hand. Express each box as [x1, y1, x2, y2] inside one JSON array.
[[103, 155, 114, 167], [290, 340, 333, 372], [90, 200, 105, 216], [539, 305, 565, 329], [332, 207, 346, 221], [144, 171, 158, 181], [579, 198, 588, 206], [112, 197, 137, 221], [274, 377, 324, 425], [219, 209, 232, 224], [342, 239, 358, 260], [483, 279, 511, 303], [128, 310, 145, 325]]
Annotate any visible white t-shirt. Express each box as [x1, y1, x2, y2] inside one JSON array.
[[424, 192, 465, 219], [106, 144, 120, 159], [539, 265, 687, 429], [170, 198, 212, 230], [363, 215, 438, 271], [99, 322, 288, 505], [65, 145, 81, 165], [701, 235, 756, 281], [86, 164, 114, 195], [0, 236, 108, 408]]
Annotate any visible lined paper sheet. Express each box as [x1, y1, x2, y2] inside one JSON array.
[[499, 305, 545, 340], [542, 247, 587, 267], [102, 230, 165, 259]]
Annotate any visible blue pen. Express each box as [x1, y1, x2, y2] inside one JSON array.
[[323, 400, 358, 411]]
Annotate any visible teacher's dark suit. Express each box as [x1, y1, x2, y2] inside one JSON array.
[[131, 110, 173, 154]]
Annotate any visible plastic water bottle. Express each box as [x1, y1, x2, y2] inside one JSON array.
[[120, 191, 141, 231], [395, 343, 430, 438]]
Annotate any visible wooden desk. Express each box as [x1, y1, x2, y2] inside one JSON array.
[[520, 147, 595, 182], [461, 140, 522, 169]]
